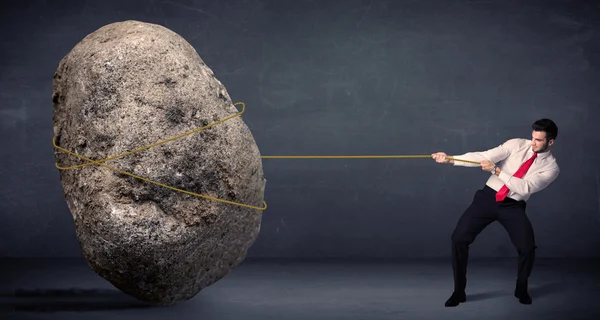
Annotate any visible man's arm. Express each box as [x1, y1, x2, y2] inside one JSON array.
[[451, 138, 521, 167], [495, 165, 560, 196]]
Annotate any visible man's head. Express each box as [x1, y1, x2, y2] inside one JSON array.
[[531, 118, 558, 153]]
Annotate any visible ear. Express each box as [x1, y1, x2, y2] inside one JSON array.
[[548, 139, 554, 146]]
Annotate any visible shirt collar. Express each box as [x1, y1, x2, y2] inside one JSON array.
[[529, 146, 552, 160]]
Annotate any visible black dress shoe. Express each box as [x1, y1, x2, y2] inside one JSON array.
[[515, 289, 532, 304], [514, 286, 532, 304], [444, 291, 466, 307]]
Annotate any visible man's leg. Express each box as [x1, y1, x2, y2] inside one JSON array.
[[497, 201, 536, 305], [445, 189, 496, 307]]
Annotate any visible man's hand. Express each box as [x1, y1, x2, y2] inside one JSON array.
[[480, 160, 496, 173], [432, 152, 453, 163]]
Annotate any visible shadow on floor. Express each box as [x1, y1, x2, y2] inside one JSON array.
[[467, 290, 506, 302], [466, 281, 565, 302], [0, 288, 162, 313], [529, 281, 565, 298]]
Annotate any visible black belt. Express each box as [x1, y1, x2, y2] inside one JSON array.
[[482, 185, 522, 203]]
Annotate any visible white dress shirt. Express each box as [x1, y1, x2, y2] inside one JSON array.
[[452, 138, 560, 201]]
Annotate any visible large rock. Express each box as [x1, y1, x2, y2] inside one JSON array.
[[51, 20, 266, 305]]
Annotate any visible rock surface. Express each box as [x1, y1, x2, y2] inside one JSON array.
[[52, 20, 266, 305]]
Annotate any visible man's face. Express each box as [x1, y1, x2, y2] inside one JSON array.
[[531, 130, 553, 153]]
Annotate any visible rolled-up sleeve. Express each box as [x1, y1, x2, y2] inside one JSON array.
[[498, 165, 560, 196], [452, 138, 519, 167]]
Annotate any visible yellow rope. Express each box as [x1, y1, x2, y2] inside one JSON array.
[[53, 101, 478, 211], [264, 155, 447, 159], [263, 155, 479, 164]]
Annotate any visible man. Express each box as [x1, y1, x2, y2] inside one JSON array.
[[431, 118, 560, 307]]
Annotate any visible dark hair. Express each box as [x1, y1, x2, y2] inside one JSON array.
[[532, 118, 558, 141]]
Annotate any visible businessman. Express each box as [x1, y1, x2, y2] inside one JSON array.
[[431, 119, 560, 307]]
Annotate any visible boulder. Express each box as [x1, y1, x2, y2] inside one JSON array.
[[51, 20, 266, 305]]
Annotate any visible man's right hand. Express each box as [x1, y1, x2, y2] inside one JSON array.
[[432, 152, 453, 163]]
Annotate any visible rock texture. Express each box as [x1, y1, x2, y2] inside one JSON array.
[[52, 20, 266, 305]]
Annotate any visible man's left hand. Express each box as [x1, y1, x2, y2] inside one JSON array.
[[480, 160, 495, 173]]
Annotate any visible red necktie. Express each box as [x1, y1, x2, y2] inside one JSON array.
[[495, 152, 537, 202]]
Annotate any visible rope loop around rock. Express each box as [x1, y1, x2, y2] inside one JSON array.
[[53, 102, 268, 210]]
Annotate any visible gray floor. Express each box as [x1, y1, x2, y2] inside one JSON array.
[[1, 258, 599, 319]]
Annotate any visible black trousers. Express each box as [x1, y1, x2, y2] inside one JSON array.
[[451, 185, 537, 292]]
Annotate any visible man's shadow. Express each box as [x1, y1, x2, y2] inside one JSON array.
[[467, 281, 564, 302], [0, 288, 162, 313], [529, 281, 565, 298]]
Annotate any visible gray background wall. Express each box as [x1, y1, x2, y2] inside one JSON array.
[[1, 0, 598, 259]]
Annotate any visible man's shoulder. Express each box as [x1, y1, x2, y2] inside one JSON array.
[[502, 138, 530, 149], [513, 137, 531, 145], [547, 153, 559, 169]]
